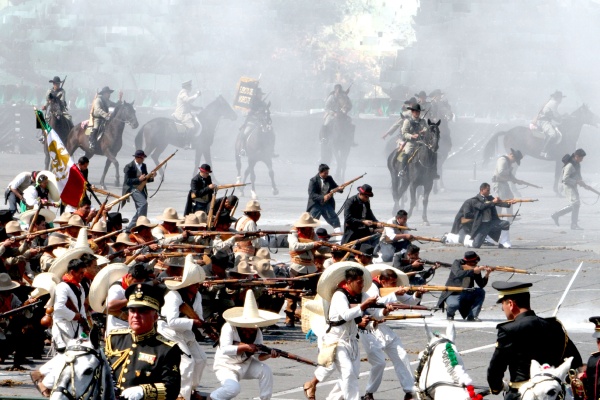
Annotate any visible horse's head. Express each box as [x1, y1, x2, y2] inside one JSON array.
[[427, 119, 441, 152], [572, 104, 600, 128], [114, 101, 139, 129], [519, 357, 573, 400]]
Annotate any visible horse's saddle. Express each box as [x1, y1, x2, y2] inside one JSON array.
[[173, 121, 188, 135], [528, 123, 545, 138]]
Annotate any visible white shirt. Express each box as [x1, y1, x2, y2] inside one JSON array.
[[213, 322, 263, 374], [7, 172, 32, 192], [52, 281, 86, 348], [106, 283, 128, 334], [158, 290, 203, 343], [382, 217, 406, 242]]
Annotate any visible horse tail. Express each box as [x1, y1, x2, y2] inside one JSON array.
[[482, 130, 506, 166], [134, 126, 145, 150]]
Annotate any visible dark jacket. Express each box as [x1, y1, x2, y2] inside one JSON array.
[[584, 352, 600, 400], [487, 310, 582, 395], [437, 260, 488, 308], [183, 174, 213, 215], [451, 194, 509, 236], [306, 174, 339, 212], [123, 160, 153, 197], [341, 194, 377, 244]]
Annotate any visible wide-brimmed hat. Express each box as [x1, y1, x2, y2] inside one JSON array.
[[115, 232, 136, 246], [47, 234, 70, 248], [126, 283, 164, 311], [315, 228, 331, 239], [403, 97, 417, 106], [107, 212, 127, 226], [155, 207, 182, 223], [250, 248, 273, 262], [293, 212, 320, 228], [89, 263, 129, 312], [49, 228, 94, 280], [210, 250, 231, 268], [461, 251, 480, 264], [5, 221, 22, 235], [414, 91, 427, 98], [407, 103, 422, 112], [199, 164, 212, 173], [243, 200, 262, 212], [182, 80, 192, 88], [177, 214, 206, 228], [510, 148, 523, 165], [304, 294, 326, 316], [67, 215, 86, 227], [131, 216, 157, 231], [357, 184, 374, 197], [0, 273, 19, 292], [215, 213, 237, 225], [222, 290, 280, 328], [367, 264, 409, 287], [98, 86, 114, 95], [90, 221, 107, 234], [133, 150, 147, 158], [164, 254, 206, 290], [194, 211, 208, 225], [237, 261, 258, 275], [55, 212, 73, 224], [37, 171, 60, 202], [19, 208, 56, 225], [49, 76, 62, 84], [252, 259, 276, 278], [30, 272, 60, 307], [316, 261, 372, 302], [550, 90, 565, 99]]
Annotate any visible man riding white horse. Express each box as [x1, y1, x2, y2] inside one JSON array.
[[537, 91, 565, 159]]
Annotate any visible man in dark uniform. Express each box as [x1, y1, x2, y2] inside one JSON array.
[[184, 164, 215, 215], [583, 316, 600, 400], [341, 184, 382, 245], [106, 283, 181, 400], [487, 281, 583, 399], [124, 150, 155, 231], [306, 164, 342, 232]]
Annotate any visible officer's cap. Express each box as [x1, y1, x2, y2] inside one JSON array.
[[182, 80, 192, 88], [125, 283, 164, 311], [589, 316, 600, 339], [492, 281, 532, 303]]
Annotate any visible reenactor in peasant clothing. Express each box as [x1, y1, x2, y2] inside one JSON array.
[[89, 86, 122, 150]]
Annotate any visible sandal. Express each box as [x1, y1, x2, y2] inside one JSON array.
[[303, 381, 316, 400]]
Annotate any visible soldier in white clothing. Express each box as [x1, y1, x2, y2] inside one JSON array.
[[537, 91, 565, 158], [492, 148, 524, 214], [173, 80, 201, 149]]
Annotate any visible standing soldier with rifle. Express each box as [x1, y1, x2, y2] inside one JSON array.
[[341, 184, 382, 246], [306, 164, 342, 233], [492, 148, 534, 214], [124, 150, 156, 231], [552, 148, 589, 230], [184, 164, 216, 215]]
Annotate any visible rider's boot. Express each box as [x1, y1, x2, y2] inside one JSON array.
[[539, 136, 552, 159], [397, 153, 408, 177], [89, 129, 98, 150]]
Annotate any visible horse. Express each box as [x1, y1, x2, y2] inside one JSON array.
[[43, 98, 74, 170], [387, 120, 440, 225], [235, 107, 278, 197], [66, 101, 139, 189], [416, 322, 484, 400], [519, 357, 574, 400], [319, 114, 354, 181], [134, 95, 238, 175], [432, 101, 453, 193], [482, 104, 599, 193], [50, 338, 115, 400]]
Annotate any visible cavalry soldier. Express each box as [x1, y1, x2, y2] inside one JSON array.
[[414, 90, 430, 113], [306, 164, 342, 233], [379, 209, 413, 262], [492, 149, 524, 207], [321, 84, 356, 146], [537, 91, 565, 158], [124, 150, 156, 231], [583, 316, 600, 399], [551, 148, 587, 230], [43, 76, 71, 121], [233, 200, 268, 266], [106, 283, 182, 400], [173, 80, 201, 150], [89, 86, 122, 150], [341, 184, 382, 245], [381, 98, 415, 140], [397, 103, 433, 177], [239, 86, 275, 157], [487, 281, 583, 399], [185, 164, 215, 215]]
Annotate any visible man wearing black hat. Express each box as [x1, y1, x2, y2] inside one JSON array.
[[437, 251, 490, 321], [173, 81, 201, 149], [184, 164, 215, 215], [341, 184, 381, 245], [487, 281, 582, 398], [355, 243, 375, 266], [43, 76, 71, 122], [106, 283, 181, 400], [582, 316, 600, 399], [89, 86, 123, 150], [552, 148, 587, 230], [307, 164, 342, 233], [493, 149, 525, 204], [398, 103, 434, 177], [124, 150, 155, 231], [537, 91, 565, 158]]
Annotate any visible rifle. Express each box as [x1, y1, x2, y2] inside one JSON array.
[[91, 187, 121, 199], [367, 314, 432, 322], [580, 183, 600, 196], [372, 303, 435, 311], [515, 179, 543, 189], [179, 302, 220, 344], [28, 201, 43, 234], [204, 278, 254, 286], [136, 150, 178, 192], [216, 183, 248, 190], [328, 173, 366, 195], [90, 196, 109, 227], [0, 299, 43, 320], [206, 189, 218, 230], [268, 288, 310, 295], [60, 75, 67, 90], [340, 233, 381, 261], [412, 236, 442, 243], [212, 190, 228, 228], [484, 198, 538, 205], [381, 116, 406, 140], [498, 214, 519, 218], [188, 230, 291, 237], [255, 344, 318, 367], [157, 244, 212, 251], [111, 239, 158, 262], [318, 242, 365, 257], [419, 259, 453, 268], [379, 285, 473, 297], [479, 265, 533, 274], [93, 228, 125, 244], [377, 221, 417, 231], [9, 225, 71, 242], [106, 192, 133, 210]]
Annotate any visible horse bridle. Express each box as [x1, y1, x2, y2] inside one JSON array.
[[519, 372, 566, 400], [53, 345, 105, 400], [415, 336, 465, 399]]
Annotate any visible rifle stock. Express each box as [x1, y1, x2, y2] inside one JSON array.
[[582, 184, 600, 196], [480, 265, 532, 274], [216, 183, 248, 190], [412, 236, 442, 243], [0, 299, 43, 319], [93, 228, 125, 244], [90, 196, 109, 227], [329, 173, 366, 195], [10, 225, 71, 241], [255, 344, 318, 366], [136, 150, 178, 192], [516, 179, 543, 189], [179, 302, 220, 343]]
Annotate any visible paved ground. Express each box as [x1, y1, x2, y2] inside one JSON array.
[[1, 138, 599, 399]]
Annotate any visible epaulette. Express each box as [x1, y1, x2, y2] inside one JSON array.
[[156, 334, 177, 347], [108, 328, 132, 336]]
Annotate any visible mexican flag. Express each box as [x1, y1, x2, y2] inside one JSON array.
[[35, 110, 86, 207]]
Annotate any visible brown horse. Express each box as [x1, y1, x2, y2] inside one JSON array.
[[43, 98, 73, 170], [482, 104, 598, 193], [66, 101, 139, 189]]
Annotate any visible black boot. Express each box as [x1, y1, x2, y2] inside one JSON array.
[[551, 205, 573, 226], [398, 153, 408, 177], [89, 129, 98, 150], [571, 203, 583, 230], [540, 136, 552, 158]]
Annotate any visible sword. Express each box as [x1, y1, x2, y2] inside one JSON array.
[[552, 262, 583, 317]]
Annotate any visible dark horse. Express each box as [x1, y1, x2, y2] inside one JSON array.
[[387, 119, 440, 225], [235, 107, 278, 197], [483, 104, 598, 193], [43, 98, 74, 170], [320, 114, 354, 181], [432, 100, 453, 192], [66, 101, 139, 189], [134, 96, 238, 174]]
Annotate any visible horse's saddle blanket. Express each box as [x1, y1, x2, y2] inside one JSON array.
[[528, 123, 545, 139]]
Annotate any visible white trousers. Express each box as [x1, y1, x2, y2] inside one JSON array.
[[325, 343, 361, 400], [360, 326, 416, 394], [211, 359, 273, 400], [178, 339, 207, 400]]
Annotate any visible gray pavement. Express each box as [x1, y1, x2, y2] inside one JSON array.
[[1, 144, 599, 399]]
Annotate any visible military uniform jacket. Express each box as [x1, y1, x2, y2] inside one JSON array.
[[341, 194, 377, 244], [584, 351, 600, 400], [46, 88, 67, 111], [487, 310, 582, 394], [436, 260, 488, 308], [401, 116, 428, 143], [173, 89, 199, 121], [123, 160, 153, 197], [106, 328, 182, 400], [306, 174, 339, 212]]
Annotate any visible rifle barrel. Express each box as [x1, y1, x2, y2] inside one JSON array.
[[256, 344, 318, 367]]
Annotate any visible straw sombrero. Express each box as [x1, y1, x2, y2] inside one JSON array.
[[37, 170, 60, 203], [316, 261, 372, 302], [194, 211, 208, 226], [67, 215, 86, 227], [30, 272, 60, 307], [89, 263, 129, 313], [164, 254, 206, 290], [49, 228, 94, 280], [90, 221, 108, 233], [131, 216, 157, 231], [304, 294, 326, 316], [243, 200, 261, 212], [155, 207, 182, 223], [222, 290, 280, 328], [177, 214, 206, 228], [253, 259, 276, 279], [0, 273, 19, 292], [237, 261, 258, 275], [293, 212, 320, 228], [54, 212, 72, 225], [366, 264, 409, 287], [115, 232, 135, 246], [19, 208, 56, 225]]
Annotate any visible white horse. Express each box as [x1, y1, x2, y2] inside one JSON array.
[[519, 357, 574, 400], [415, 322, 485, 400], [50, 338, 115, 400]]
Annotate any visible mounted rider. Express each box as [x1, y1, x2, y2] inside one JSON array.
[[239, 86, 275, 157], [429, 89, 453, 122], [322, 84, 356, 146], [89, 86, 122, 150], [173, 80, 202, 149], [414, 90, 431, 114], [43, 76, 71, 122], [536, 90, 565, 158], [397, 103, 438, 178]]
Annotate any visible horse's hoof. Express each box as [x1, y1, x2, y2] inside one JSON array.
[[272, 188, 279, 196], [251, 190, 257, 200], [423, 221, 430, 226]]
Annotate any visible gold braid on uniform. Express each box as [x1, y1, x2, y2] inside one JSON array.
[[139, 383, 166, 400]]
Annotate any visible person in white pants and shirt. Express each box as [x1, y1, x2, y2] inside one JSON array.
[[158, 255, 207, 400], [210, 290, 280, 400]]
